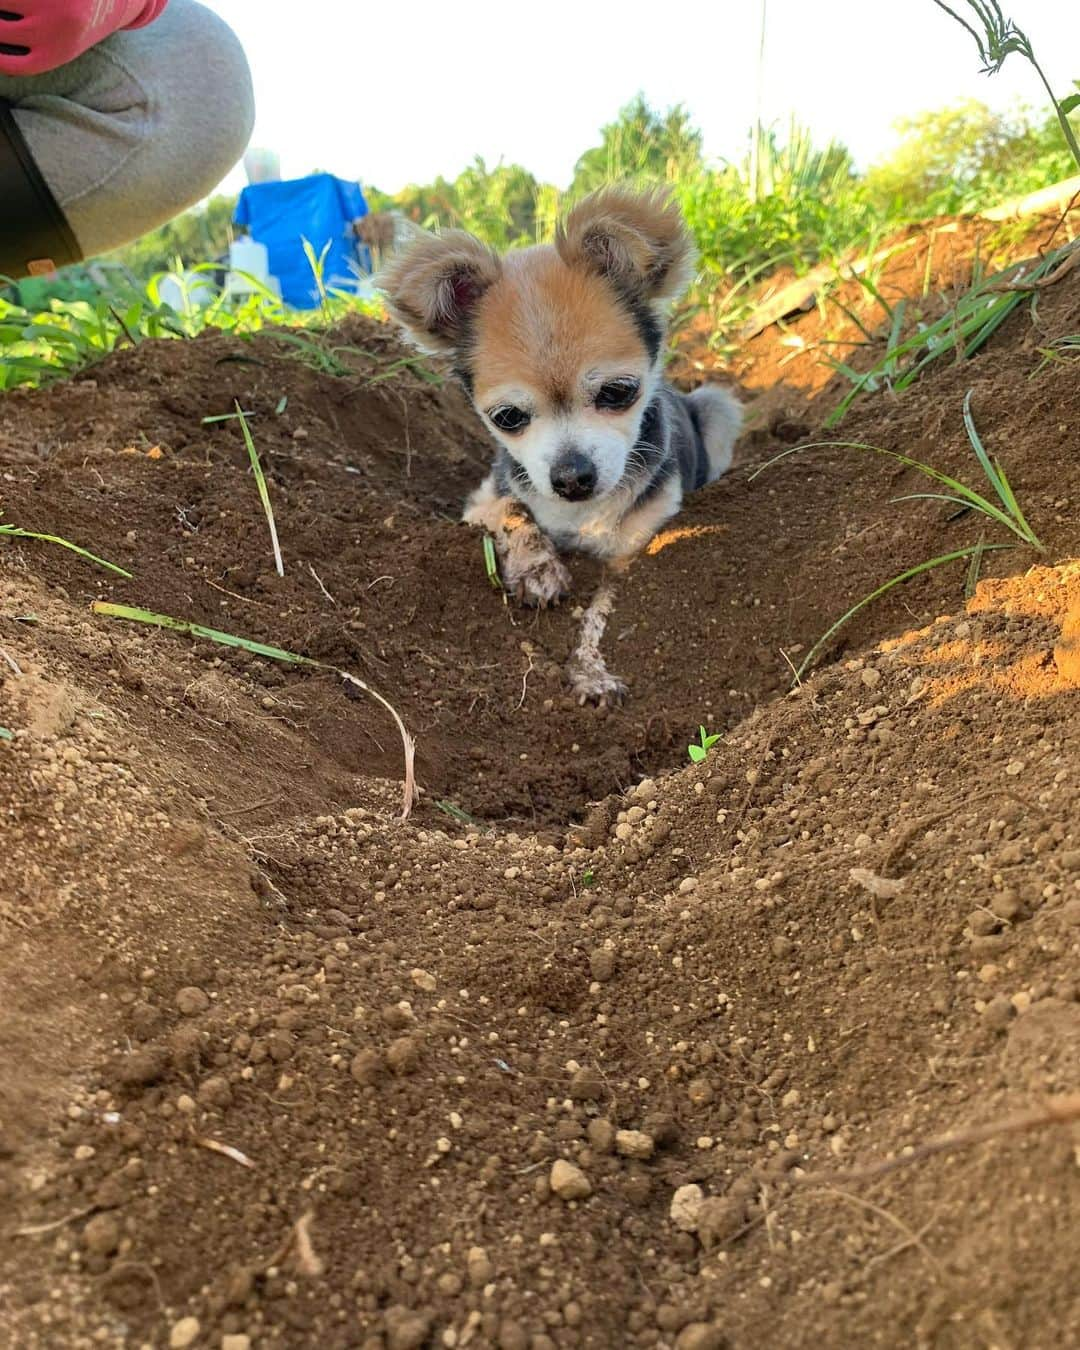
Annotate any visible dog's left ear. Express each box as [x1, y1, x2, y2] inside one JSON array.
[[378, 228, 502, 355], [555, 186, 695, 303]]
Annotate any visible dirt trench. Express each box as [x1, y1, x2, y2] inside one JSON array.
[[2, 228, 1080, 1349]]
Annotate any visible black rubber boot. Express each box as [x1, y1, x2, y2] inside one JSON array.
[[0, 97, 82, 281]]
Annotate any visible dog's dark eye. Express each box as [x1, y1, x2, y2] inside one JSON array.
[[489, 405, 531, 434], [595, 379, 641, 412]]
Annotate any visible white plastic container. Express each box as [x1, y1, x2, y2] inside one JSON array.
[[226, 237, 278, 298]]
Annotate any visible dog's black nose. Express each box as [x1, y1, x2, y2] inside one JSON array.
[[550, 452, 597, 501]]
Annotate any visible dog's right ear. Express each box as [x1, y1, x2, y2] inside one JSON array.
[[378, 230, 501, 355]]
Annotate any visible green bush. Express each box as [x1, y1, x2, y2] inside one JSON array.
[[865, 99, 1079, 217]]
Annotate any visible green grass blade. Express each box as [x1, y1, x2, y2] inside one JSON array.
[[0, 524, 133, 578], [888, 492, 981, 512], [794, 542, 1013, 682], [992, 462, 1044, 551], [482, 534, 502, 589], [851, 269, 894, 321], [883, 297, 907, 375], [91, 602, 310, 663], [751, 438, 1031, 541], [91, 601, 419, 820], [965, 532, 988, 598], [961, 389, 1043, 547], [234, 401, 284, 577], [961, 389, 1008, 506]]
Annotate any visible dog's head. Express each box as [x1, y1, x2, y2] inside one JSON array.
[[379, 187, 694, 505]]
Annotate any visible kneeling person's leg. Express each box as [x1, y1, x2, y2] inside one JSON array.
[[0, 0, 253, 274]]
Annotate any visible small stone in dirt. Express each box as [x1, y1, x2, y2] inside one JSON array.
[[410, 968, 437, 992], [385, 1036, 421, 1075], [589, 949, 615, 982], [175, 987, 210, 1017], [676, 1325, 724, 1350], [990, 891, 1024, 922], [615, 1129, 654, 1160], [849, 868, 904, 901], [670, 1184, 705, 1233], [197, 1075, 232, 1110], [968, 909, 1000, 937], [383, 1305, 432, 1350], [679, 876, 699, 894], [981, 995, 1015, 1030], [686, 1078, 714, 1107], [497, 1320, 529, 1350], [169, 1317, 201, 1349], [350, 1049, 384, 1085], [550, 1159, 591, 1200], [221, 1338, 251, 1350], [82, 1212, 122, 1256], [587, 1118, 615, 1153], [696, 1196, 747, 1249], [467, 1245, 494, 1286], [569, 1068, 604, 1101], [1060, 900, 1080, 928]]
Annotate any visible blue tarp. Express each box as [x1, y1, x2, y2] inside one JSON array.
[[234, 173, 371, 309]]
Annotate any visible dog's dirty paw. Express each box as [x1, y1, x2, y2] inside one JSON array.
[[507, 553, 572, 609], [568, 665, 628, 708]]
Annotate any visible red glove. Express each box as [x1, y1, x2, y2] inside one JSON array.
[[0, 1, 169, 76]]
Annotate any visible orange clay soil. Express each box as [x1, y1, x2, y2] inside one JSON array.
[[2, 221, 1080, 1349]]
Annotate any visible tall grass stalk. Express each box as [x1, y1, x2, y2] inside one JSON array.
[[932, 0, 1080, 169]]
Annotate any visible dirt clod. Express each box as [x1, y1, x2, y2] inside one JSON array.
[[174, 987, 210, 1016], [670, 1184, 706, 1232], [550, 1159, 592, 1200], [168, 1317, 201, 1349], [383, 1305, 432, 1350], [615, 1129, 655, 1160]]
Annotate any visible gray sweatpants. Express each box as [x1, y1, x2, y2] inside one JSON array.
[[0, 0, 253, 260]]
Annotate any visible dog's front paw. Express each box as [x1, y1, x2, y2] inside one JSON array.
[[504, 552, 572, 609], [567, 662, 628, 708]]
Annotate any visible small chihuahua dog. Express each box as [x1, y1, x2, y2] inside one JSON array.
[[381, 186, 741, 703]]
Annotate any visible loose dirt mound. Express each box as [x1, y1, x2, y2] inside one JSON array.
[[2, 237, 1080, 1349]]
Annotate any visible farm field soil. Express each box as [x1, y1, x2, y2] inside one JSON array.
[[2, 231, 1080, 1349]]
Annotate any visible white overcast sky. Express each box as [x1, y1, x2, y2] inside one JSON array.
[[204, 1, 1080, 194]]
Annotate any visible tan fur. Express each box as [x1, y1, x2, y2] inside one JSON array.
[[463, 474, 571, 607], [555, 185, 696, 302], [471, 249, 647, 406], [378, 187, 721, 707], [565, 579, 626, 706], [378, 228, 501, 354]]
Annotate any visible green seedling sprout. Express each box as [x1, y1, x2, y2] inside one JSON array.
[[688, 726, 721, 763]]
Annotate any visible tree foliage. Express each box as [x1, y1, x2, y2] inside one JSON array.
[[865, 99, 1079, 215]]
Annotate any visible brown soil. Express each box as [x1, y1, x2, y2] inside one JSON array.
[[3, 218, 1080, 1350]]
